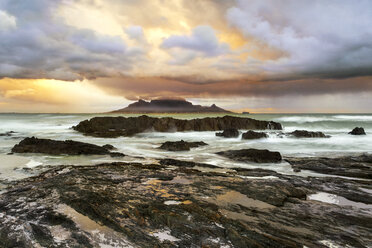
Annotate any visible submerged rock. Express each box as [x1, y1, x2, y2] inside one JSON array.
[[0, 161, 371, 247], [349, 127, 366, 135], [289, 130, 329, 138], [286, 154, 372, 179], [215, 129, 240, 138], [11, 137, 124, 157], [217, 148, 282, 163], [73, 115, 282, 137], [159, 140, 208, 151], [0, 131, 16, 137], [242, 130, 268, 139]]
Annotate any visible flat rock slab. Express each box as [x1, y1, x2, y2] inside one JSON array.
[[159, 140, 208, 151], [286, 154, 372, 179], [217, 148, 282, 163], [11, 137, 124, 157], [0, 162, 371, 247], [289, 130, 329, 138], [72, 115, 282, 137]]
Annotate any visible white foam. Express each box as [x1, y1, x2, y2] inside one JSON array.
[[164, 200, 181, 205], [308, 192, 372, 211], [26, 160, 42, 168], [151, 229, 180, 242]]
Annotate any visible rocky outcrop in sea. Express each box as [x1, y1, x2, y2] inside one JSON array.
[[73, 115, 282, 138]]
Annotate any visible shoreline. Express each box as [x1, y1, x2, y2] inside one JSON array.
[[0, 114, 371, 247], [1, 155, 371, 247]]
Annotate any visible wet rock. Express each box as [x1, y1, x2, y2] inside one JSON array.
[[11, 137, 125, 157], [0, 162, 371, 247], [158, 158, 219, 169], [102, 144, 116, 150], [286, 154, 372, 179], [73, 115, 282, 137], [349, 127, 366, 135], [217, 148, 282, 163], [215, 128, 240, 138], [0, 131, 16, 137], [159, 140, 208, 151], [242, 130, 268, 139], [289, 130, 329, 138]]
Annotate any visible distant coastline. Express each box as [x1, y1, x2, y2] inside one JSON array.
[[110, 99, 232, 114]]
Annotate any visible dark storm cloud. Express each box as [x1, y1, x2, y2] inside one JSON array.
[[93, 76, 372, 100], [227, 0, 372, 81], [0, 0, 144, 81]]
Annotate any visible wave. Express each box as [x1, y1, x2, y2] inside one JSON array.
[[333, 115, 372, 121], [274, 115, 372, 123], [273, 116, 334, 123]]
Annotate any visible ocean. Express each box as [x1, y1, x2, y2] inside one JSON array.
[[1, 113, 371, 182]]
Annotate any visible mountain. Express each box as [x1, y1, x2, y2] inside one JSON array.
[[111, 99, 232, 113]]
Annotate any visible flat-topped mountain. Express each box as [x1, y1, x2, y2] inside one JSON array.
[[111, 99, 231, 113]]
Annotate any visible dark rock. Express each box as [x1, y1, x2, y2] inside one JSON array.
[[11, 137, 125, 157], [159, 140, 208, 151], [286, 154, 372, 179], [73, 115, 282, 138], [242, 130, 268, 139], [0, 131, 16, 136], [349, 127, 366, 135], [111, 99, 231, 113], [289, 130, 329, 138], [158, 158, 219, 169], [1, 161, 371, 247], [102, 144, 116, 150], [109, 152, 125, 157], [215, 128, 240, 138], [217, 148, 282, 163]]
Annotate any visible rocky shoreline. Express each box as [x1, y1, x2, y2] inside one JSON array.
[[1, 116, 371, 247], [0, 156, 371, 247]]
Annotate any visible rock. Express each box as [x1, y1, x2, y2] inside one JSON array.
[[289, 130, 329, 138], [349, 127, 366, 135], [109, 152, 125, 157], [217, 148, 282, 163], [0, 161, 371, 247], [242, 130, 268, 139], [73, 115, 282, 138], [11, 137, 124, 157], [286, 154, 372, 179], [158, 158, 219, 169], [215, 129, 240, 138], [159, 140, 208, 151], [0, 131, 16, 137], [102, 144, 116, 150]]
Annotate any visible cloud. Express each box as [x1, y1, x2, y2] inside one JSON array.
[[0, 0, 144, 81], [161, 25, 230, 64], [93, 76, 372, 101], [226, 0, 372, 80], [0, 10, 16, 31], [125, 26, 146, 43]]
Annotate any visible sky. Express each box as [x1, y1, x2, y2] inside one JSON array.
[[0, 0, 372, 113]]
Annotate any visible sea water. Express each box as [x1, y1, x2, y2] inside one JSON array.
[[0, 113, 371, 181]]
